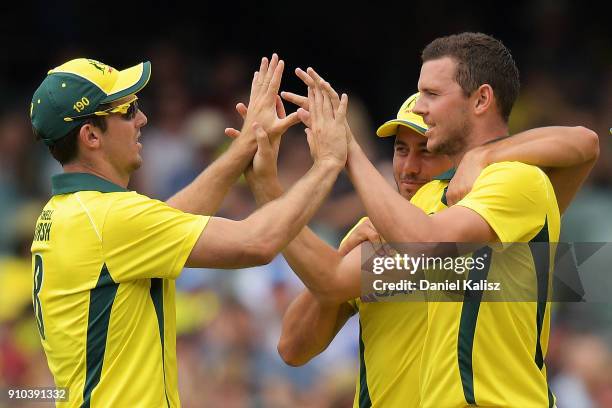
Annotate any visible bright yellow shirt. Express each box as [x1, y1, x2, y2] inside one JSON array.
[[31, 173, 208, 408], [343, 217, 427, 408], [412, 163, 560, 408]]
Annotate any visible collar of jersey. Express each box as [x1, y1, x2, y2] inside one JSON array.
[[51, 173, 128, 195], [432, 168, 457, 181]]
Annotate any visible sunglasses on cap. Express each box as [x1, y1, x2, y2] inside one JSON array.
[[63, 96, 139, 122]]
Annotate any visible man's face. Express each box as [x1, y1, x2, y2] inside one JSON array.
[[413, 57, 472, 156], [393, 126, 452, 200], [100, 95, 148, 174]]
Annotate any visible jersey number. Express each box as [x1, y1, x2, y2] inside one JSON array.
[[33, 254, 45, 339]]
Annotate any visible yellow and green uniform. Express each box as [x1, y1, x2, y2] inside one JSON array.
[[31, 173, 209, 408], [343, 218, 427, 408], [412, 162, 560, 408]]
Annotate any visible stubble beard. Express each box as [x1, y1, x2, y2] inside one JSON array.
[[394, 180, 413, 201], [430, 115, 471, 157]]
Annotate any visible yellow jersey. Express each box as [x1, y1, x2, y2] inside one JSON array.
[[412, 163, 560, 408], [31, 173, 209, 407], [343, 218, 427, 408]]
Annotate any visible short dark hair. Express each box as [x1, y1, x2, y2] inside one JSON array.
[[421, 32, 519, 122], [33, 115, 108, 165]]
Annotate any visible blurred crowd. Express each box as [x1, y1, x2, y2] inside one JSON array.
[[1, 4, 612, 407]]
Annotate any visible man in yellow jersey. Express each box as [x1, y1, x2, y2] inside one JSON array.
[[225, 68, 598, 407], [29, 54, 350, 407], [336, 33, 600, 407]]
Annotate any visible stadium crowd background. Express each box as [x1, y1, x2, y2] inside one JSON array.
[[0, 1, 611, 407]]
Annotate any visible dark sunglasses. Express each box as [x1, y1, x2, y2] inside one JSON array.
[[64, 96, 139, 122]]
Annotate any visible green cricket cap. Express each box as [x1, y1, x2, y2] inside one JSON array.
[[30, 58, 151, 145]]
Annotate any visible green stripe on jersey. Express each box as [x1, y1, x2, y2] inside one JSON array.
[[358, 320, 372, 408], [82, 264, 118, 408], [458, 246, 493, 405], [150, 278, 170, 408], [528, 219, 555, 408]]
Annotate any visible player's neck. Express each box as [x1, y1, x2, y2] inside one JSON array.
[[63, 160, 130, 188], [450, 120, 509, 166]]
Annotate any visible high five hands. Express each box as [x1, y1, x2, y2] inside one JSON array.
[[226, 57, 350, 182], [301, 69, 349, 168], [233, 54, 301, 147]]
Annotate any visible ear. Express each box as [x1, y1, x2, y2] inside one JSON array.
[[78, 123, 102, 151], [473, 84, 494, 116]]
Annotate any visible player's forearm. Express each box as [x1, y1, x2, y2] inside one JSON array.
[[346, 141, 434, 243], [166, 136, 256, 215], [479, 126, 599, 169], [547, 160, 597, 214], [245, 172, 284, 206], [244, 159, 343, 260], [284, 228, 354, 300], [278, 291, 350, 366], [247, 173, 356, 299]]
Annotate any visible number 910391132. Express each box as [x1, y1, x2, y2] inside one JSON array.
[[4, 387, 68, 402]]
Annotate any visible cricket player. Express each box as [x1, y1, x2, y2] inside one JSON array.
[[226, 71, 598, 407], [339, 32, 599, 408], [29, 54, 348, 407]]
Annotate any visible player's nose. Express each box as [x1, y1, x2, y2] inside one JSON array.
[[413, 97, 426, 116], [403, 153, 422, 175], [135, 109, 148, 128]]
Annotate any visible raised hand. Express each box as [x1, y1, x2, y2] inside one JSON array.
[[226, 95, 289, 156], [281, 67, 356, 147], [232, 94, 292, 187], [249, 122, 278, 180], [231, 54, 300, 145], [305, 74, 349, 168]]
